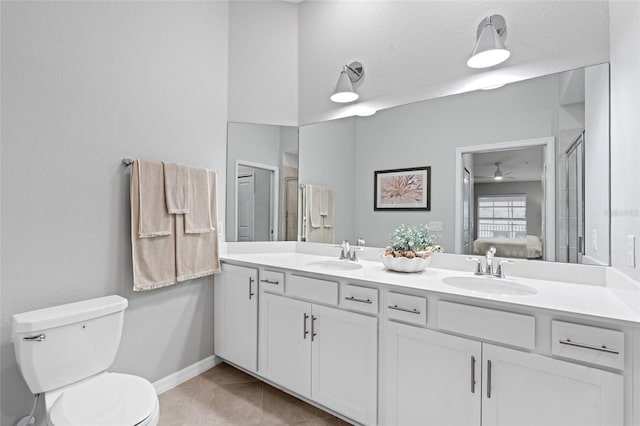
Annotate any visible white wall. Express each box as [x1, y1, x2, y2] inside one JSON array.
[[298, 1, 609, 124], [351, 75, 558, 249], [0, 2, 228, 424], [609, 0, 640, 281], [299, 117, 356, 244], [228, 1, 298, 126], [584, 64, 610, 265]]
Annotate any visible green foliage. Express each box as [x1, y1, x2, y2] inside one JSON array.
[[389, 224, 438, 252]]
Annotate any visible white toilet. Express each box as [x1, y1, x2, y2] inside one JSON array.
[[12, 295, 159, 426]]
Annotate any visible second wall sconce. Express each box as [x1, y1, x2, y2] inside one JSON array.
[[330, 61, 364, 103], [467, 14, 510, 69]]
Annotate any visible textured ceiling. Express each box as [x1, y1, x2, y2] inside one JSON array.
[[298, 1, 609, 124]]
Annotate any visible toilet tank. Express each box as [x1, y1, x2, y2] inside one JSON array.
[[12, 295, 128, 394]]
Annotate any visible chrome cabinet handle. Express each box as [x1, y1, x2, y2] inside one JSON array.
[[311, 315, 317, 341], [260, 279, 279, 285], [388, 304, 420, 315], [303, 313, 309, 339], [471, 356, 476, 393], [248, 277, 255, 299], [559, 339, 620, 354], [345, 296, 372, 304], [23, 334, 45, 342], [487, 360, 492, 399]]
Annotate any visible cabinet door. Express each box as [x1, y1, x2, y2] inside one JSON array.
[[260, 293, 312, 398], [482, 344, 623, 426], [311, 305, 378, 425], [384, 322, 482, 426], [214, 263, 258, 372]]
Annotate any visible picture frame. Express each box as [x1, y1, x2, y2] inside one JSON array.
[[374, 166, 431, 211]]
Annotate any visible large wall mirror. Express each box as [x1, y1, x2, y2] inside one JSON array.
[[226, 63, 610, 266], [226, 122, 299, 242]]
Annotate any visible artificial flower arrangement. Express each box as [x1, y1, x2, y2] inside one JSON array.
[[382, 224, 443, 272]]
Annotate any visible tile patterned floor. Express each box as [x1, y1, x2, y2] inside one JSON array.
[[158, 362, 353, 425]]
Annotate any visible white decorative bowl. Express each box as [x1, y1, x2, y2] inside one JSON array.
[[381, 255, 432, 273]]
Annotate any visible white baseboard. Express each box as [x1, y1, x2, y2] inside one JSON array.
[[153, 354, 223, 395]]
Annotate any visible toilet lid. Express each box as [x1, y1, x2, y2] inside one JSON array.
[[49, 373, 158, 426]]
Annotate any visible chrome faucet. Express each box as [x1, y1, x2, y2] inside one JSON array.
[[336, 238, 366, 261], [485, 247, 496, 275], [337, 241, 351, 260], [467, 247, 513, 278]]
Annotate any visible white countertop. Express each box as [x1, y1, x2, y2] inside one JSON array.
[[221, 249, 640, 326]]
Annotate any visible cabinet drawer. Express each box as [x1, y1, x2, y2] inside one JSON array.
[[386, 292, 427, 326], [260, 269, 284, 293], [437, 301, 535, 349], [287, 275, 338, 305], [341, 284, 378, 314], [551, 321, 624, 370]]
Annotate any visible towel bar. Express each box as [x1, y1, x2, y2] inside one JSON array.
[[122, 158, 134, 167]]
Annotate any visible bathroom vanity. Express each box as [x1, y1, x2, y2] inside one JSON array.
[[214, 244, 640, 426]]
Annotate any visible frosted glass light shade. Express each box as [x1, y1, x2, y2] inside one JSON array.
[[330, 69, 359, 103], [467, 21, 510, 69]]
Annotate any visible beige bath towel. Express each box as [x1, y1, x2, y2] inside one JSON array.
[[137, 159, 172, 238], [163, 162, 190, 214], [185, 167, 215, 234], [176, 170, 220, 281], [309, 185, 323, 228], [131, 160, 177, 291]]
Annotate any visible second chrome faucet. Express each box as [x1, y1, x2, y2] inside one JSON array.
[[467, 247, 513, 278], [336, 238, 366, 262]]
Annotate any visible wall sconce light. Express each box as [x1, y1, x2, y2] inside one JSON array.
[[467, 15, 510, 69], [330, 61, 364, 103]]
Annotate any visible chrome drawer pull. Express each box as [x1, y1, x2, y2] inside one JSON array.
[[248, 277, 255, 300], [487, 360, 492, 399], [303, 313, 309, 339], [23, 334, 46, 342], [388, 304, 420, 315], [470, 356, 476, 394], [311, 315, 318, 341], [345, 296, 372, 304], [559, 339, 620, 355], [260, 279, 280, 285]]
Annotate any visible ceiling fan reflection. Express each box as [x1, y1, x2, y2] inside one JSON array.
[[474, 162, 516, 181]]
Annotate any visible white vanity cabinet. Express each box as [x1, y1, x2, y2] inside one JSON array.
[[217, 255, 635, 426], [482, 343, 623, 426], [384, 318, 624, 426], [213, 263, 258, 372], [260, 291, 378, 425], [384, 321, 482, 426]]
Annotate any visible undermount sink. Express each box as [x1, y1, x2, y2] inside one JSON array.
[[442, 276, 538, 296], [305, 260, 364, 271]]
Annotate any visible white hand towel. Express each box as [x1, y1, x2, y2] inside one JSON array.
[[322, 188, 334, 228], [131, 160, 177, 291], [163, 162, 190, 214], [185, 167, 215, 234], [309, 185, 323, 228], [137, 159, 172, 238]]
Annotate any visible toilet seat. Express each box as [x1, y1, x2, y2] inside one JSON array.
[[48, 372, 158, 426]]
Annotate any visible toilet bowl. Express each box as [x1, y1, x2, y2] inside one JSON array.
[[46, 372, 159, 426], [12, 295, 159, 426]]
